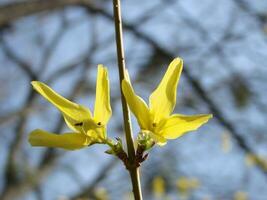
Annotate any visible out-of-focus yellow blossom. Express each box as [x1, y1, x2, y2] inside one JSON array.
[[176, 177, 200, 200], [152, 176, 165, 198], [245, 153, 257, 167], [233, 191, 248, 200], [123, 192, 134, 200], [201, 196, 211, 200], [57, 196, 69, 200], [221, 131, 232, 153], [28, 65, 112, 150], [245, 154, 267, 171], [122, 58, 212, 145], [263, 25, 267, 34], [76, 198, 93, 200], [94, 187, 109, 200]]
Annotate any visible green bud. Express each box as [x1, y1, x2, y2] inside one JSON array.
[[137, 131, 155, 151]]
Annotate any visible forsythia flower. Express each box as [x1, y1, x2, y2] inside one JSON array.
[[245, 153, 267, 170], [221, 131, 232, 153], [94, 187, 109, 200], [152, 176, 165, 197], [122, 58, 212, 145], [176, 177, 200, 191], [176, 177, 200, 200], [233, 191, 248, 200], [28, 65, 112, 150]]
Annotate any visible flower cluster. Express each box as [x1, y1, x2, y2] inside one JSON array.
[[29, 65, 111, 150], [122, 58, 212, 145], [29, 58, 212, 150]]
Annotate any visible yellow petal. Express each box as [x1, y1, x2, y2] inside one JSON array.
[[150, 132, 167, 146], [31, 81, 92, 131], [87, 128, 105, 142], [122, 79, 150, 130], [149, 58, 183, 122], [94, 65, 112, 125], [161, 114, 212, 139], [152, 176, 165, 197], [28, 129, 91, 150], [63, 114, 97, 133]]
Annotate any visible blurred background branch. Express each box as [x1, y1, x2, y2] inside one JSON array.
[[0, 0, 267, 199]]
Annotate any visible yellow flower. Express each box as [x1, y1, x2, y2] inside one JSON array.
[[94, 187, 109, 200], [152, 176, 165, 197], [176, 177, 200, 191], [245, 153, 267, 170], [122, 58, 212, 145], [28, 65, 112, 150], [176, 177, 200, 200], [233, 191, 247, 200], [221, 131, 232, 153]]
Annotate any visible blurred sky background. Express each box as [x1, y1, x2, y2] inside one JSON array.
[[0, 0, 267, 199]]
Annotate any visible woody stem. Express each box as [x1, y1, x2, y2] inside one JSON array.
[[112, 0, 143, 199]]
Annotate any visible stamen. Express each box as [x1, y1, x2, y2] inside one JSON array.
[[97, 122, 101, 126], [152, 123, 157, 127], [74, 122, 83, 126]]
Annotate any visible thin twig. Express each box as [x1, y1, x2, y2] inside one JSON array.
[[112, 0, 143, 199], [0, 34, 37, 80], [70, 159, 119, 199]]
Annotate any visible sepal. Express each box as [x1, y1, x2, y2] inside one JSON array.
[[137, 131, 155, 151]]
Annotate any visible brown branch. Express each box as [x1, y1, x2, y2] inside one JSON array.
[[0, 34, 37, 80], [0, 52, 89, 125], [0, 13, 93, 125], [233, 0, 267, 25], [37, 13, 68, 74], [0, 0, 96, 27], [1, 153, 59, 200], [0, 106, 37, 124], [1, 89, 37, 200], [70, 159, 118, 200]]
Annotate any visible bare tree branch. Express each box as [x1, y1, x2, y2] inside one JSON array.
[[0, 34, 38, 80], [233, 0, 267, 25], [0, 0, 95, 27], [70, 159, 119, 200], [1, 89, 37, 200]]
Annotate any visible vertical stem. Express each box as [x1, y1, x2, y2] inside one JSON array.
[[112, 0, 143, 199]]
